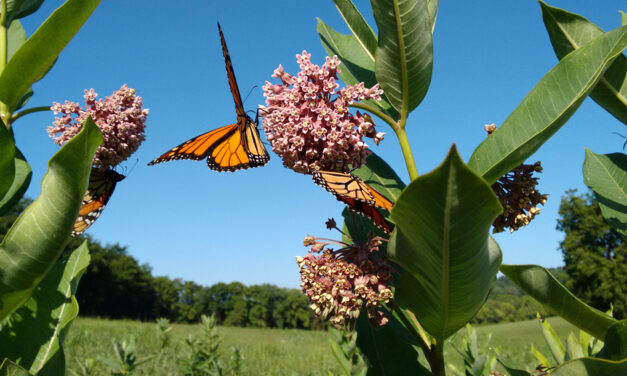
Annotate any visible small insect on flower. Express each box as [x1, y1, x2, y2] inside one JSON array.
[[261, 52, 384, 174], [297, 219, 393, 328], [48, 85, 148, 237], [485, 124, 548, 233]]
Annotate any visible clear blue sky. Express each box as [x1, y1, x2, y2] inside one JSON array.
[[14, 0, 625, 288]]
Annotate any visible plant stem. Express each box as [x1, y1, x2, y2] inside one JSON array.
[[430, 341, 446, 376], [349, 102, 419, 180], [349, 102, 399, 132], [0, 0, 8, 128], [10, 106, 51, 124], [388, 300, 431, 359], [394, 127, 418, 181]]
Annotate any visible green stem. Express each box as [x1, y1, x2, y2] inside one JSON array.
[[10, 106, 51, 124], [0, 0, 8, 128], [394, 127, 418, 181], [389, 299, 431, 360], [349, 102, 399, 131], [349, 102, 419, 180], [430, 341, 446, 376]]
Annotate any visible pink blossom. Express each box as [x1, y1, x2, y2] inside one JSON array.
[[296, 220, 393, 328], [262, 52, 384, 174], [48, 84, 148, 169]]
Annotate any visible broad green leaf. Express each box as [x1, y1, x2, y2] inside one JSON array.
[[342, 152, 405, 243], [7, 22, 35, 113], [496, 359, 529, 376], [6, 0, 44, 23], [552, 357, 627, 375], [539, 317, 566, 364], [540, 1, 627, 125], [596, 320, 627, 361], [0, 125, 15, 201], [329, 341, 352, 374], [0, 0, 101, 112], [353, 152, 406, 203], [0, 359, 31, 376], [332, 0, 378, 58], [13, 89, 33, 114], [0, 242, 90, 375], [388, 145, 503, 341], [7, 20, 27, 61], [530, 344, 552, 368], [621, 11, 626, 26], [0, 148, 31, 217], [355, 307, 431, 375], [566, 333, 584, 361], [469, 25, 627, 184], [427, 0, 439, 32], [579, 330, 603, 357], [499, 264, 617, 339], [0, 118, 102, 322], [583, 150, 627, 238], [317, 19, 398, 119], [371, 0, 433, 115]]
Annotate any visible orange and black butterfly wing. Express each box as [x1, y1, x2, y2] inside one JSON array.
[[218, 22, 269, 168], [338, 196, 393, 234], [204, 122, 264, 171], [312, 170, 394, 233], [312, 170, 394, 211], [148, 123, 239, 166], [218, 22, 246, 121], [72, 168, 125, 237]]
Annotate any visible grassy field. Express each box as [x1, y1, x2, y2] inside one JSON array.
[[65, 316, 577, 375]]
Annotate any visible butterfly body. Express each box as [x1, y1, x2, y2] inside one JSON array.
[[149, 23, 269, 171], [313, 170, 394, 233], [72, 168, 125, 237]]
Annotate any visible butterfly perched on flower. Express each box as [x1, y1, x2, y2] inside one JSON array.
[[72, 167, 125, 237], [148, 23, 269, 171], [312, 170, 393, 234]]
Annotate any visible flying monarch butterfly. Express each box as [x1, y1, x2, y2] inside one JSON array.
[[148, 23, 269, 171], [72, 167, 125, 237], [312, 170, 394, 234]]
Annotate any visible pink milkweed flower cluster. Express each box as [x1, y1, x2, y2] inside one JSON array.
[[297, 220, 393, 328], [48, 84, 148, 169], [261, 51, 385, 174]]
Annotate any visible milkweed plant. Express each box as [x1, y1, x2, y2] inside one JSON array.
[[0, 0, 626, 375], [0, 0, 146, 374], [260, 0, 626, 375]]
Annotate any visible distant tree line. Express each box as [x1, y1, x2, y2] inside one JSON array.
[[63, 234, 318, 328], [472, 271, 560, 324], [3, 189, 623, 325]]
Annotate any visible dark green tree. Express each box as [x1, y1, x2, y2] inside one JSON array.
[[556, 190, 626, 319]]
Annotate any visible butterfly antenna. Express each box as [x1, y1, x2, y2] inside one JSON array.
[[119, 158, 140, 177], [243, 85, 259, 108], [612, 132, 627, 150]]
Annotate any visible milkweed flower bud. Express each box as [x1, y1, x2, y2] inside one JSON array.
[[48, 84, 148, 169], [486, 124, 548, 233], [262, 51, 384, 174]]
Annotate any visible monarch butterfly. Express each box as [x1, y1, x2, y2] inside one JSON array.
[[72, 167, 125, 237], [148, 23, 269, 171], [312, 170, 394, 233]]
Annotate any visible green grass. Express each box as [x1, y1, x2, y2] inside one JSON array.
[[445, 317, 578, 373], [65, 316, 578, 375]]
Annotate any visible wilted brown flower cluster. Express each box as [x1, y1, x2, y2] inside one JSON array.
[[297, 220, 393, 328], [485, 124, 548, 233]]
